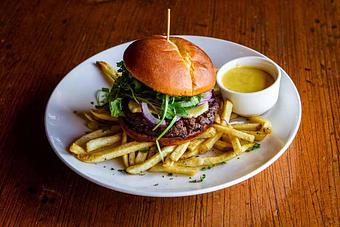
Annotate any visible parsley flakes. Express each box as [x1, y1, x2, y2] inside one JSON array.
[[245, 143, 261, 152], [189, 174, 206, 183]]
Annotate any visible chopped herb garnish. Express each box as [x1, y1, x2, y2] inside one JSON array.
[[169, 178, 174, 180], [189, 174, 206, 183], [201, 166, 211, 171], [90, 101, 94, 105], [168, 173, 173, 176], [110, 168, 115, 170], [246, 143, 261, 152], [118, 169, 127, 173], [200, 162, 226, 171], [153, 183, 159, 186], [155, 140, 163, 161], [155, 116, 179, 154]]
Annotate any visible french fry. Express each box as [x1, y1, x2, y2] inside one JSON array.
[[230, 113, 239, 120], [241, 143, 256, 152], [90, 109, 118, 122], [86, 121, 100, 130], [199, 132, 223, 154], [163, 157, 174, 167], [169, 142, 190, 161], [96, 61, 120, 85], [188, 139, 205, 152], [126, 145, 176, 174], [248, 116, 272, 133], [221, 134, 231, 142], [248, 115, 270, 126], [121, 131, 129, 167], [213, 124, 255, 142], [147, 146, 157, 159], [178, 142, 260, 167], [177, 151, 237, 167], [229, 135, 242, 154], [135, 151, 148, 164], [196, 127, 217, 139], [241, 130, 268, 141], [69, 128, 117, 154], [215, 114, 221, 124], [182, 139, 205, 159], [129, 152, 136, 165], [86, 133, 121, 152], [180, 149, 199, 159], [231, 123, 261, 131], [261, 127, 272, 134], [221, 100, 233, 125], [83, 112, 96, 122], [214, 140, 232, 151], [82, 112, 111, 130], [69, 143, 86, 154], [76, 141, 154, 163], [74, 128, 114, 146], [149, 164, 198, 176], [164, 142, 190, 167]]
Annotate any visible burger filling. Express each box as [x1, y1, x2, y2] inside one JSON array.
[[96, 61, 218, 150], [122, 98, 219, 138]]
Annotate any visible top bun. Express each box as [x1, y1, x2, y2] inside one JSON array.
[[123, 36, 216, 96]]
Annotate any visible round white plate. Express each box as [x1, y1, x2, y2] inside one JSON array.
[[45, 36, 301, 197]]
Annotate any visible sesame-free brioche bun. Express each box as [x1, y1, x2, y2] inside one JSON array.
[[123, 36, 216, 96]]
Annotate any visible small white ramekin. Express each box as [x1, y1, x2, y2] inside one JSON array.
[[216, 56, 281, 116]]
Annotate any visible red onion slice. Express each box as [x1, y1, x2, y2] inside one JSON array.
[[141, 102, 166, 126], [199, 91, 212, 105]]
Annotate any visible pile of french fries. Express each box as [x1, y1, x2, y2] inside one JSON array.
[[69, 61, 272, 176], [69, 100, 272, 176]]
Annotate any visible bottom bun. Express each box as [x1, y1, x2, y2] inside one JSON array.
[[120, 120, 207, 146]]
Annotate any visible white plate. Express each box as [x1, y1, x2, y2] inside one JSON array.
[[45, 36, 301, 197]]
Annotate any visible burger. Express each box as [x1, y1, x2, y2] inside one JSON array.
[[97, 36, 219, 148]]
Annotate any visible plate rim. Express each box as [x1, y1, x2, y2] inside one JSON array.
[[45, 35, 302, 197]]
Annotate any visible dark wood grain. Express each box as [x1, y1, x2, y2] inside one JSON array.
[[0, 0, 339, 226]]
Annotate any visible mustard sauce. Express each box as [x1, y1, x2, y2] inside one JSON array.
[[222, 66, 274, 93]]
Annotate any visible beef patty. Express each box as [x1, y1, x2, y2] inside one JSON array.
[[122, 97, 219, 138]]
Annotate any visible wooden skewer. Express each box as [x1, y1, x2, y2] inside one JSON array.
[[167, 8, 171, 42]]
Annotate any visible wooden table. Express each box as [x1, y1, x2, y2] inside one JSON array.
[[0, 0, 339, 226]]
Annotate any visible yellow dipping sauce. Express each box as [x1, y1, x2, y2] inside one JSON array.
[[222, 66, 275, 93]]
